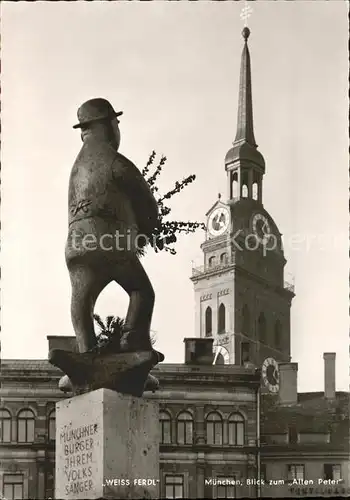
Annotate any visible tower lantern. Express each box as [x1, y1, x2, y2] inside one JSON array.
[[225, 28, 265, 203]]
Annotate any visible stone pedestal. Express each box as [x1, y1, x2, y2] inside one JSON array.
[[55, 389, 159, 499]]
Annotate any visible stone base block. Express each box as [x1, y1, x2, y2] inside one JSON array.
[[55, 389, 159, 499]]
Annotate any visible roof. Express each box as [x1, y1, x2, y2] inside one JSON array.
[[0, 359, 261, 389], [225, 29, 265, 171], [261, 391, 349, 445], [225, 142, 265, 170]]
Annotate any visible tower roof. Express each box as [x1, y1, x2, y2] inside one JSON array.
[[225, 28, 265, 170], [234, 27, 256, 147]]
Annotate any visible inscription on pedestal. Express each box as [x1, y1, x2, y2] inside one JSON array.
[[55, 389, 160, 500], [60, 423, 98, 496], [56, 395, 103, 500]]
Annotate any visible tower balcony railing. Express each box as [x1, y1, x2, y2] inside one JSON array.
[[192, 260, 295, 294], [191, 257, 235, 277]]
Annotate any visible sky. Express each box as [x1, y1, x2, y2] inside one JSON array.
[[1, 1, 348, 392]]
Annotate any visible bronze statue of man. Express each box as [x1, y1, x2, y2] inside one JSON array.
[[66, 98, 159, 356]]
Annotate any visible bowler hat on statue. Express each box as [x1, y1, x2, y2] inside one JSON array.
[[73, 98, 123, 129]]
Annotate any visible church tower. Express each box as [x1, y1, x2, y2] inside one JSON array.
[[191, 28, 295, 372]]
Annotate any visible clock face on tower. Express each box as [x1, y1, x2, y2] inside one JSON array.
[[252, 213, 271, 243], [208, 207, 230, 237], [262, 357, 279, 393]]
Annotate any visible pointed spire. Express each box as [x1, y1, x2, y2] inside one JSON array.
[[225, 27, 265, 172], [233, 27, 257, 147]]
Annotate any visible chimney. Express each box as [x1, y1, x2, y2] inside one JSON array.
[[184, 338, 214, 365], [323, 352, 336, 399], [279, 362, 298, 404], [47, 335, 79, 353]]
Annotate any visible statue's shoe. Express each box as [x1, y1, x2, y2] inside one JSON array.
[[50, 348, 162, 397], [144, 373, 160, 392], [58, 374, 72, 393], [58, 371, 160, 394]]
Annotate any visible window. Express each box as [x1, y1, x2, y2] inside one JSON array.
[[208, 256, 216, 268], [160, 411, 172, 444], [242, 305, 250, 334], [231, 172, 238, 198], [324, 464, 341, 481], [206, 412, 223, 445], [48, 410, 56, 442], [164, 474, 184, 499], [240, 342, 250, 365], [216, 477, 236, 498], [17, 409, 35, 443], [241, 171, 249, 198], [220, 253, 228, 265], [287, 465, 305, 481], [3, 474, 24, 500], [205, 307, 212, 337], [264, 433, 288, 445], [228, 413, 245, 445], [218, 304, 226, 334], [260, 464, 267, 482], [274, 320, 282, 349], [176, 411, 193, 445], [288, 425, 298, 445], [46, 466, 55, 500], [252, 182, 258, 201], [258, 313, 266, 344], [298, 432, 330, 444], [0, 409, 12, 442]]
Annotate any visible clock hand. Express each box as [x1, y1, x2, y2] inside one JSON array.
[[272, 367, 279, 384]]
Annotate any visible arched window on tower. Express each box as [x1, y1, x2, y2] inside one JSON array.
[[274, 320, 282, 351], [205, 307, 212, 337], [242, 305, 250, 334], [208, 256, 216, 268], [232, 172, 238, 198], [258, 313, 267, 345], [220, 253, 228, 265], [218, 303, 226, 334], [242, 171, 249, 198], [252, 171, 259, 200]]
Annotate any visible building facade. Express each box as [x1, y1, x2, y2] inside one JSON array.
[[0, 343, 349, 499], [0, 337, 262, 500], [260, 357, 350, 498]]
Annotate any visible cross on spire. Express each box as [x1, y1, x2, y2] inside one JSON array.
[[240, 1, 253, 28]]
